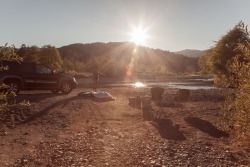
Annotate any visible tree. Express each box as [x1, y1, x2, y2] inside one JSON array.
[[198, 22, 250, 87], [210, 22, 249, 79], [217, 22, 250, 142], [62, 59, 75, 72], [17, 44, 40, 62], [0, 43, 22, 62], [39, 45, 63, 72], [103, 59, 127, 78], [198, 48, 213, 74], [58, 42, 199, 77]]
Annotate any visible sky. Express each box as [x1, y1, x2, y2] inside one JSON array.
[[1, 0, 250, 52]]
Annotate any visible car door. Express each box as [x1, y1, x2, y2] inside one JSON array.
[[19, 62, 36, 89], [35, 64, 58, 89]]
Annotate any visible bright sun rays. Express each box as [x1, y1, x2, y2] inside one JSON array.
[[134, 82, 145, 87], [130, 26, 148, 45]]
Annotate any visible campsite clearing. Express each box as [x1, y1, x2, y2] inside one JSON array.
[[0, 87, 249, 166]]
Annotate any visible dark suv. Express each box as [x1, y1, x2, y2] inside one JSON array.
[[0, 60, 77, 94]]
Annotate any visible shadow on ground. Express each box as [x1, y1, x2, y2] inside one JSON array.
[[22, 95, 115, 124], [77, 96, 116, 103], [153, 119, 187, 141], [22, 96, 80, 124], [184, 116, 229, 138], [16, 92, 65, 103]]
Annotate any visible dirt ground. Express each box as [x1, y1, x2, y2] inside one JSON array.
[[0, 87, 249, 167]]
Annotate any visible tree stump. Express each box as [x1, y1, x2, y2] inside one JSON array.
[[175, 89, 190, 102], [141, 96, 153, 121], [151, 87, 164, 101], [128, 96, 142, 109], [141, 96, 151, 110]]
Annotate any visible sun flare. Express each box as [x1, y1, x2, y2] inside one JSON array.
[[130, 26, 148, 45], [134, 82, 145, 87]]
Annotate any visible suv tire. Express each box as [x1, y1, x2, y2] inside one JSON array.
[[60, 82, 72, 94], [4, 80, 21, 94]]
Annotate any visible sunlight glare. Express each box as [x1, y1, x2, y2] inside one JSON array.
[[134, 82, 145, 87], [130, 26, 148, 45]]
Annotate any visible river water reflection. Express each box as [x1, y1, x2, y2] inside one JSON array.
[[105, 79, 215, 90]]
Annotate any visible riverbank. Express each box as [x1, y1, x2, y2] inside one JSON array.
[[0, 87, 248, 166]]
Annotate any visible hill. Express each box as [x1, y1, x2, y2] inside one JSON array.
[[174, 49, 203, 58], [58, 42, 199, 77]]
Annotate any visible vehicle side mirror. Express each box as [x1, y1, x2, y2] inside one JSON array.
[[51, 70, 55, 74]]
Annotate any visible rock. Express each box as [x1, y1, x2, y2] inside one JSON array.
[[22, 159, 28, 164], [22, 141, 28, 145], [150, 160, 156, 164]]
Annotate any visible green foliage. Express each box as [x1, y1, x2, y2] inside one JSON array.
[[17, 44, 40, 62], [198, 21, 249, 87], [62, 59, 75, 72], [39, 45, 63, 72], [198, 49, 213, 74], [211, 22, 249, 76], [0, 43, 23, 62], [222, 23, 250, 89], [211, 22, 249, 87], [17, 44, 64, 72], [217, 23, 250, 141], [0, 84, 10, 109], [213, 75, 229, 87], [58, 42, 199, 77], [0, 44, 23, 110], [153, 65, 168, 75], [219, 91, 249, 140], [102, 59, 127, 78], [83, 58, 102, 72]]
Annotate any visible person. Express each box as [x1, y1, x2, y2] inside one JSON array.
[[93, 68, 101, 92]]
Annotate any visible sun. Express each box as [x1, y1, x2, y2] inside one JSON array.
[[130, 26, 148, 45]]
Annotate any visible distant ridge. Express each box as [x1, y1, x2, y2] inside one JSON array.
[[58, 42, 199, 74], [174, 49, 203, 58]]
